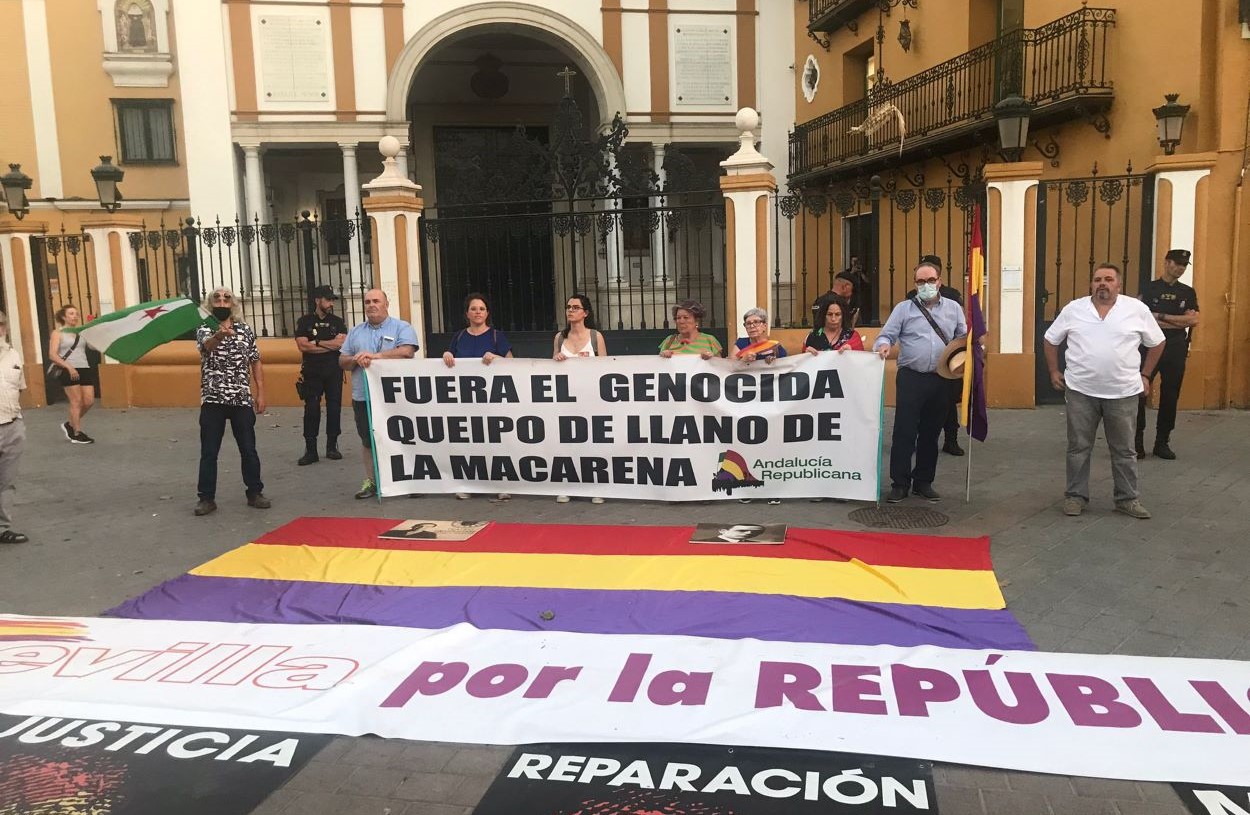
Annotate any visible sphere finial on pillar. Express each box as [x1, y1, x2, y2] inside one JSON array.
[[378, 135, 401, 159]]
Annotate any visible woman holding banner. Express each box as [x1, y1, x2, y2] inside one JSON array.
[[442, 292, 513, 501], [803, 297, 863, 354], [659, 300, 722, 359], [732, 308, 787, 363], [553, 294, 608, 506]]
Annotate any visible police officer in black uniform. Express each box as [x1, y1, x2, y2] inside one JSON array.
[[1136, 249, 1200, 460], [907, 255, 966, 456], [295, 285, 348, 465]]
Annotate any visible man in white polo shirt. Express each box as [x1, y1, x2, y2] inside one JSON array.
[[1044, 263, 1165, 519]]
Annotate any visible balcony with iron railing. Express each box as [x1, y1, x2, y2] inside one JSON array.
[[808, 0, 877, 35], [790, 6, 1117, 184]]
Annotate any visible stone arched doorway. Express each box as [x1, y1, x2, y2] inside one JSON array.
[[390, 4, 727, 354]]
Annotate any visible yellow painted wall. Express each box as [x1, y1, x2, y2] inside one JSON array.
[[0, 3, 40, 196], [45, 0, 189, 203], [792, 0, 1250, 408]]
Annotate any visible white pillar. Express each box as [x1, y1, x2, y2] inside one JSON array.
[[719, 109, 776, 343], [986, 168, 1041, 355], [242, 144, 266, 223], [363, 137, 427, 352], [395, 143, 410, 182], [651, 143, 668, 284], [342, 143, 364, 286], [1152, 165, 1214, 288]]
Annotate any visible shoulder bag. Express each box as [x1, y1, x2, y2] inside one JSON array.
[[46, 334, 81, 386]]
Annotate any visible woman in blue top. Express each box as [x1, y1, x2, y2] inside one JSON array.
[[442, 292, 513, 501]]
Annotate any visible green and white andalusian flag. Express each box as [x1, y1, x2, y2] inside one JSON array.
[[65, 297, 212, 363]]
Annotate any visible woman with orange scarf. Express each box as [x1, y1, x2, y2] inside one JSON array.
[[731, 308, 788, 362]]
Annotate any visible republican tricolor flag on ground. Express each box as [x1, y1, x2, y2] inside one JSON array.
[[961, 205, 989, 441], [65, 296, 210, 363]]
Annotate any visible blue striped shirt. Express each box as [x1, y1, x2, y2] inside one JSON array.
[[873, 297, 967, 373]]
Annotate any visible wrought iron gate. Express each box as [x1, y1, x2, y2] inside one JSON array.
[[30, 227, 99, 404], [1034, 163, 1154, 403], [129, 211, 373, 338], [774, 172, 987, 329], [419, 93, 727, 356]]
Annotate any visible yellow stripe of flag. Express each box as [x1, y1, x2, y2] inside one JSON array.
[[190, 544, 1007, 610]]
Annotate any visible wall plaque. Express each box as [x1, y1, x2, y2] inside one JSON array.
[[259, 14, 329, 103], [673, 24, 733, 107]]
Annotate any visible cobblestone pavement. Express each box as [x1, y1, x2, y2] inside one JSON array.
[[4, 402, 1247, 815]]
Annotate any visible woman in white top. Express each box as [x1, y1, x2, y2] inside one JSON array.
[[48, 305, 96, 444], [554, 294, 607, 505]]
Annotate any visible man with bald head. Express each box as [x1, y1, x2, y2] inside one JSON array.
[[340, 288, 419, 498]]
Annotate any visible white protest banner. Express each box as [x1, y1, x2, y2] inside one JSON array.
[[2, 615, 1249, 785], [365, 353, 885, 500]]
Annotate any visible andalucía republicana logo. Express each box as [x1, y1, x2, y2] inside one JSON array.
[[711, 450, 764, 496]]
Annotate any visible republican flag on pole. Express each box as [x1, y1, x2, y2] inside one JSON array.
[[65, 296, 211, 364], [961, 205, 989, 441]]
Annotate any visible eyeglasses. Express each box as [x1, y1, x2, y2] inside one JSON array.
[[743, 319, 765, 326], [915, 277, 939, 285], [565, 305, 584, 311]]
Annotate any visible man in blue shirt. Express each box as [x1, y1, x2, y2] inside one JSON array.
[[339, 288, 419, 499], [874, 260, 967, 503]]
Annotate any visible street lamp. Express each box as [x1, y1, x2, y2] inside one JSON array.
[[1, 164, 32, 220], [1152, 93, 1190, 156], [993, 95, 1033, 162], [90, 155, 125, 212]]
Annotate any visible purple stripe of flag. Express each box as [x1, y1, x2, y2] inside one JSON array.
[[107, 575, 1034, 651]]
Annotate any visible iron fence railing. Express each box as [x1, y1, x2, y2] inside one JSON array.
[[421, 193, 727, 337], [129, 211, 373, 337], [790, 6, 1116, 180], [772, 176, 986, 329], [807, 0, 872, 31]]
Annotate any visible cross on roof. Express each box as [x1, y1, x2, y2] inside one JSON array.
[[557, 65, 577, 95]]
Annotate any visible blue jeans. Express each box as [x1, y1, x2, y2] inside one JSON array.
[[198, 403, 263, 500]]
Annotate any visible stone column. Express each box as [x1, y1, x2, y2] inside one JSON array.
[[984, 161, 1042, 408], [718, 108, 777, 344], [395, 142, 410, 182], [651, 143, 668, 285], [362, 136, 427, 353], [0, 216, 49, 407], [341, 142, 364, 285], [1147, 152, 1218, 409], [241, 143, 266, 222]]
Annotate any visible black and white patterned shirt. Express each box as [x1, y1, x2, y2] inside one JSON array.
[[196, 321, 260, 406]]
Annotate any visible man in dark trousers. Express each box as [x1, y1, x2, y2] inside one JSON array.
[[1136, 249, 1200, 460], [295, 285, 348, 465], [874, 259, 967, 503], [907, 255, 966, 456]]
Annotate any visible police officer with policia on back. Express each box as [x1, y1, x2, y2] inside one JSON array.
[[1136, 249, 1200, 460], [294, 285, 348, 466]]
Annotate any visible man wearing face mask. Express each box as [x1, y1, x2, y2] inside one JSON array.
[[874, 260, 967, 503], [907, 254, 966, 456], [1044, 264, 1165, 519], [294, 285, 348, 466], [0, 312, 29, 544], [194, 287, 269, 517]]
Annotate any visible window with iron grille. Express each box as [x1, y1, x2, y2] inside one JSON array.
[[113, 99, 176, 164]]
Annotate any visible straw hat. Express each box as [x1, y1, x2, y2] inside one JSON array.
[[936, 337, 968, 380]]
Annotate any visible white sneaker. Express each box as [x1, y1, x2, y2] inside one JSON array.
[[496, 493, 511, 501], [455, 492, 471, 500], [555, 495, 571, 503], [591, 497, 605, 505]]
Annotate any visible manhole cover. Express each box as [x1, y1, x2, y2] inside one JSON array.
[[849, 506, 949, 529]]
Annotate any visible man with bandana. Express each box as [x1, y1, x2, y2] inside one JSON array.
[[873, 259, 967, 504]]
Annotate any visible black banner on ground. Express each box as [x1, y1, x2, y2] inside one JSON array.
[[0, 714, 328, 814], [1174, 784, 1250, 815], [473, 742, 937, 814]]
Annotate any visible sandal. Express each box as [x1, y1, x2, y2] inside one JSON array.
[[0, 530, 28, 544]]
